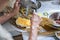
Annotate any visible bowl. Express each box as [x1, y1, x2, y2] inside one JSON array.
[[55, 31, 60, 39], [49, 11, 60, 29]]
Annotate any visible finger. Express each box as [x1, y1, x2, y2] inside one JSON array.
[[31, 14, 37, 20], [33, 13, 38, 16], [16, 0, 21, 7], [32, 13, 34, 18], [33, 13, 36, 17], [16, 0, 20, 2], [15, 0, 20, 4], [34, 14, 40, 19], [34, 14, 39, 19], [38, 16, 42, 23], [32, 13, 40, 20], [18, 3, 21, 7], [37, 15, 41, 20], [30, 17, 34, 25], [33, 13, 39, 18], [14, 2, 18, 8], [32, 13, 37, 19]]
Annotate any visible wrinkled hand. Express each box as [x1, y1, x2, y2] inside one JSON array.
[[29, 14, 41, 40], [13, 0, 20, 14], [31, 14, 41, 26]]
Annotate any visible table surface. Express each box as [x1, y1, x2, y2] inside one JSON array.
[[2, 22, 21, 36]]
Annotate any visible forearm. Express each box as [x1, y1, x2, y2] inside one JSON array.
[[0, 12, 16, 24], [29, 25, 38, 40]]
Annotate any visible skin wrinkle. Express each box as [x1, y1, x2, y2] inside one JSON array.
[[31, 26, 38, 40], [29, 13, 41, 40], [0, 0, 20, 24], [0, 13, 11, 24]]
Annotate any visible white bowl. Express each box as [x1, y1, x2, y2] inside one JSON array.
[[55, 31, 60, 39], [53, 21, 60, 27], [48, 10, 60, 27]]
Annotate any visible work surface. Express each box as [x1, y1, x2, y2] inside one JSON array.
[[2, 1, 60, 40]]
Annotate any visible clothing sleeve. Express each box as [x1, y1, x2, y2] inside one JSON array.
[[0, 24, 13, 40]]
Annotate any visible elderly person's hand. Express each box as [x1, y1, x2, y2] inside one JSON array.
[[0, 0, 20, 24], [12, 0, 20, 15], [29, 13, 41, 40], [31, 14, 41, 26]]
